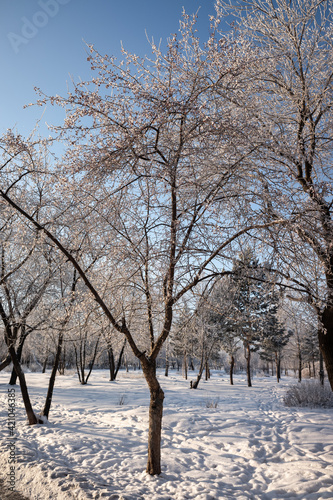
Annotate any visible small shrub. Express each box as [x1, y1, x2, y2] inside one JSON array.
[[205, 398, 219, 408], [28, 363, 42, 373], [118, 394, 127, 406], [284, 380, 333, 408]]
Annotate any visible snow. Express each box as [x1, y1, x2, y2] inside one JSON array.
[[0, 370, 332, 499]]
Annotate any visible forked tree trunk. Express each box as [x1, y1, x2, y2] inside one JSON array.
[[108, 340, 126, 382], [41, 332, 63, 419], [140, 358, 164, 475], [191, 350, 205, 389], [320, 307, 333, 390], [9, 326, 29, 385]]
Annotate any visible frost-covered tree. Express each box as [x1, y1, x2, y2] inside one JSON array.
[[259, 293, 292, 382], [171, 301, 197, 380], [219, 0, 333, 389], [198, 276, 240, 385], [230, 249, 273, 386], [0, 10, 285, 475]]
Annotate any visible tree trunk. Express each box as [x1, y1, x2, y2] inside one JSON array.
[[58, 345, 66, 375], [0, 353, 11, 372], [298, 353, 302, 382], [164, 342, 169, 376], [41, 332, 63, 419], [245, 343, 252, 387], [183, 352, 188, 380], [74, 346, 82, 383], [9, 346, 39, 425], [83, 336, 100, 384], [108, 346, 116, 381], [205, 360, 210, 380], [230, 355, 234, 385], [9, 329, 28, 385], [275, 351, 281, 383], [191, 350, 205, 389], [108, 338, 127, 381], [140, 358, 164, 475], [42, 355, 48, 373], [319, 307, 333, 390], [114, 339, 126, 380], [319, 351, 325, 386]]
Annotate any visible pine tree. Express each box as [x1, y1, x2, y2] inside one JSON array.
[[259, 293, 292, 382]]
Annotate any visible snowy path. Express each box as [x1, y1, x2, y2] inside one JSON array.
[[0, 370, 332, 499]]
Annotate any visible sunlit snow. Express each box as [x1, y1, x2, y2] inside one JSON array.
[[1, 370, 332, 499]]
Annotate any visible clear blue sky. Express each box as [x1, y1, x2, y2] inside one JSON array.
[[0, 0, 217, 138]]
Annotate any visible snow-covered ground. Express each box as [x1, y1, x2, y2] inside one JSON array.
[[0, 369, 332, 500]]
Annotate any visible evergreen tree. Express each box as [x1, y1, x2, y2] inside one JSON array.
[[230, 249, 270, 387], [259, 293, 292, 382]]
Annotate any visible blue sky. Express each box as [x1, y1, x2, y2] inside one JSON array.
[[1, 0, 217, 138]]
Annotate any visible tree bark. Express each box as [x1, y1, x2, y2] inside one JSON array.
[[41, 332, 63, 419], [319, 351, 325, 386], [164, 342, 169, 376], [191, 350, 205, 389], [8, 346, 39, 425], [205, 360, 210, 380], [108, 346, 115, 381], [230, 355, 235, 385], [140, 358, 164, 475], [320, 306, 333, 390], [183, 352, 188, 380], [84, 336, 100, 384], [115, 339, 126, 379], [58, 345, 66, 375], [0, 353, 11, 372], [9, 330, 28, 385], [275, 351, 281, 383], [42, 355, 48, 373], [245, 342, 252, 387]]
